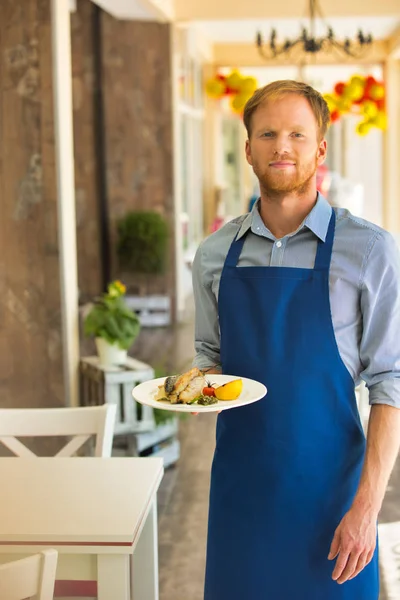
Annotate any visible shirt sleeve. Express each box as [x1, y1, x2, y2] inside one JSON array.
[[359, 231, 400, 408], [191, 243, 221, 371]]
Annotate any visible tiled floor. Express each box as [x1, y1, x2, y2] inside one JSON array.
[[134, 296, 399, 600]]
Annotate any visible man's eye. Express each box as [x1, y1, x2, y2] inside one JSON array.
[[292, 133, 303, 138], [261, 132, 274, 137]]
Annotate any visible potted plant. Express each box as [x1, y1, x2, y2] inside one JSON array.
[[117, 210, 169, 276], [117, 211, 171, 326], [83, 280, 140, 367]]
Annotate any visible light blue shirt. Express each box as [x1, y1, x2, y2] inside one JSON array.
[[192, 194, 400, 408]]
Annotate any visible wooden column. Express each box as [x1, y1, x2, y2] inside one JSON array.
[[70, 0, 103, 301], [0, 0, 65, 408]]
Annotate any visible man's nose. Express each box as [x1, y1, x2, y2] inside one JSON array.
[[273, 134, 291, 155]]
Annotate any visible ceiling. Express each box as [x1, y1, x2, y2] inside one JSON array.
[[192, 16, 400, 44]]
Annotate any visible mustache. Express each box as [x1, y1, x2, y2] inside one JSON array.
[[269, 156, 296, 162]]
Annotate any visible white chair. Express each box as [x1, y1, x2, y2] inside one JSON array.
[[0, 549, 58, 600], [0, 405, 116, 458]]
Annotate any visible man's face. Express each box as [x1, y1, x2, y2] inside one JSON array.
[[245, 94, 327, 195]]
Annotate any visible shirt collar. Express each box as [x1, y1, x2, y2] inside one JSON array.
[[237, 192, 332, 242]]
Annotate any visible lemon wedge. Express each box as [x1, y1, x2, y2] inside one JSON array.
[[215, 379, 243, 401]]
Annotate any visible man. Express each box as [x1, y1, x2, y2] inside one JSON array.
[[192, 80, 400, 600]]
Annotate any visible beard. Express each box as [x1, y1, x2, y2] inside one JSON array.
[[254, 155, 318, 196]]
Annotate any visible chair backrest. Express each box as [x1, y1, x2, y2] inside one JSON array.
[[0, 549, 58, 600], [0, 405, 116, 457]]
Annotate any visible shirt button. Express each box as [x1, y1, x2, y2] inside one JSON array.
[[276, 241, 282, 248]]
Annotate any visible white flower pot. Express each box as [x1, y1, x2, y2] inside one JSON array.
[[95, 338, 128, 367]]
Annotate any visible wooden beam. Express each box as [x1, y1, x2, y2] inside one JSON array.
[[212, 40, 389, 68], [175, 0, 400, 21]]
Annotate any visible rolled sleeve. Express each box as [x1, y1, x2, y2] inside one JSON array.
[[360, 232, 400, 408], [192, 243, 221, 371]]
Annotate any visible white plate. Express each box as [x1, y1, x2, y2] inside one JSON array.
[[132, 374, 267, 413]]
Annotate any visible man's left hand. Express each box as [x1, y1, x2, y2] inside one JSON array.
[[328, 506, 377, 584]]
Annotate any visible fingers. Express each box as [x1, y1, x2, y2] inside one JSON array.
[[335, 549, 362, 584], [348, 552, 368, 581], [348, 546, 376, 581], [191, 412, 199, 416], [328, 530, 340, 560], [331, 549, 351, 582]]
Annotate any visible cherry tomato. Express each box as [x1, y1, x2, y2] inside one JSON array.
[[202, 386, 216, 397]]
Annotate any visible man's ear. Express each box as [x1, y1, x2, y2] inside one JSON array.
[[317, 139, 327, 165], [245, 139, 253, 166]]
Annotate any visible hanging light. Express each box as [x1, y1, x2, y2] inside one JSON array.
[[256, 0, 373, 60]]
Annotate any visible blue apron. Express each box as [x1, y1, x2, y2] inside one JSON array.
[[204, 210, 379, 600]]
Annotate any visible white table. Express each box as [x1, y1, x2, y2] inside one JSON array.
[[0, 457, 163, 600]]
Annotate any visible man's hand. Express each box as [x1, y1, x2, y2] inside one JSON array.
[[328, 506, 377, 584]]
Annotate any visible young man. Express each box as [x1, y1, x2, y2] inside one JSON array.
[[192, 80, 400, 600]]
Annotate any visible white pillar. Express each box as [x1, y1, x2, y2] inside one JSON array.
[[383, 59, 400, 233], [171, 26, 185, 320], [51, 0, 80, 406]]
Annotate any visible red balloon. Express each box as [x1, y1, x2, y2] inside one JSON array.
[[363, 75, 377, 100], [376, 98, 385, 111], [330, 109, 340, 122], [334, 82, 346, 96]]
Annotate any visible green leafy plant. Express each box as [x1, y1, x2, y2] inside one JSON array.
[[117, 211, 169, 274], [84, 281, 140, 350]]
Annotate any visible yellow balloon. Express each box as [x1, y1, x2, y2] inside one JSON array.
[[206, 79, 225, 98], [231, 93, 249, 112], [356, 121, 372, 136], [226, 70, 243, 91], [349, 75, 365, 88], [323, 94, 338, 113], [361, 100, 378, 118], [240, 77, 258, 94], [371, 111, 387, 130], [369, 84, 385, 101], [336, 97, 351, 113], [344, 82, 365, 102]]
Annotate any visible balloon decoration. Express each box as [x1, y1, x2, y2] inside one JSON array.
[[205, 69, 258, 115], [323, 75, 386, 136]]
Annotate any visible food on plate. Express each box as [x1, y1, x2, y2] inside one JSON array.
[[202, 386, 216, 397], [156, 367, 207, 404], [155, 369, 244, 406], [214, 379, 243, 401]]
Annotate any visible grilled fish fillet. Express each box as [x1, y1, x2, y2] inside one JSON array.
[[165, 367, 205, 404]]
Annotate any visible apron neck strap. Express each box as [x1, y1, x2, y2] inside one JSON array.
[[314, 209, 335, 271], [225, 232, 246, 267], [225, 208, 336, 271]]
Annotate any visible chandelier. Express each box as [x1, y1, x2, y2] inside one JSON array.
[[256, 0, 373, 60]]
